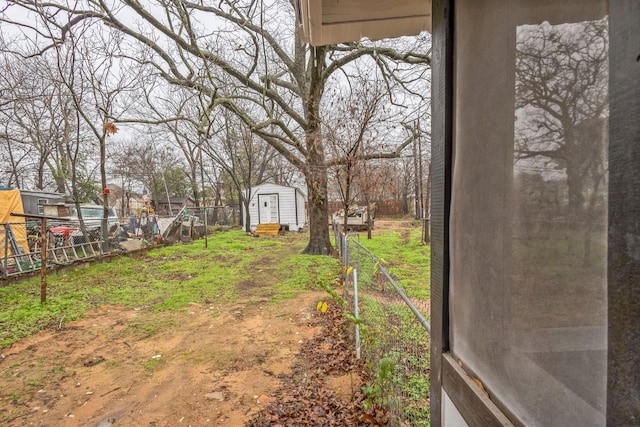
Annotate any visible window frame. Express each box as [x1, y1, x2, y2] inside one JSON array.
[[429, 1, 640, 426]]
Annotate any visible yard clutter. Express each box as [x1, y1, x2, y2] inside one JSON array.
[[332, 204, 375, 232], [0, 197, 204, 279], [159, 207, 205, 243], [2, 199, 229, 280]]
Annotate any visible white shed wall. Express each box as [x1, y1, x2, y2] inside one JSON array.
[[294, 189, 307, 230], [243, 184, 307, 231]]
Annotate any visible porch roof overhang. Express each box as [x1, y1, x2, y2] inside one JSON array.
[[294, 0, 431, 46]]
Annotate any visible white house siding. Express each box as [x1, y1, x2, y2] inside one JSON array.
[[244, 184, 307, 231]]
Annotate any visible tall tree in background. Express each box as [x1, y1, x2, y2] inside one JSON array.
[[1, 0, 430, 255], [515, 19, 608, 214], [134, 87, 206, 207], [515, 18, 608, 262], [0, 48, 91, 193], [201, 106, 280, 232], [42, 18, 140, 240], [324, 75, 411, 232]]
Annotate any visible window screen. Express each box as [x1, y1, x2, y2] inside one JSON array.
[[450, 1, 608, 425]]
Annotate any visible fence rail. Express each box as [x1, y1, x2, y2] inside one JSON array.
[[1, 205, 237, 280], [334, 222, 431, 426], [1, 221, 113, 280]]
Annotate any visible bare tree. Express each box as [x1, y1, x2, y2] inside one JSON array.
[[1, 0, 430, 255], [324, 76, 389, 232], [412, 123, 431, 244], [515, 19, 608, 213], [0, 50, 91, 193], [515, 18, 608, 262], [201, 106, 279, 232], [325, 70, 427, 239], [132, 88, 206, 207], [44, 20, 140, 241]]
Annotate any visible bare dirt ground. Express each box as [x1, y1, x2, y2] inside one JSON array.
[[1, 220, 416, 427], [370, 219, 418, 233], [1, 292, 334, 427]]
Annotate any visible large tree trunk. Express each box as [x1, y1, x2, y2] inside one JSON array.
[[304, 165, 332, 254], [243, 199, 251, 232], [302, 45, 333, 255], [53, 173, 66, 194], [302, 115, 332, 254], [187, 159, 201, 208]]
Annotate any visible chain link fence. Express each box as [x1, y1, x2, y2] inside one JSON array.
[[334, 222, 431, 426], [187, 206, 237, 227], [2, 206, 237, 279], [1, 220, 110, 279]]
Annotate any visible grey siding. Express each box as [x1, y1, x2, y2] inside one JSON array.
[[20, 191, 64, 215]]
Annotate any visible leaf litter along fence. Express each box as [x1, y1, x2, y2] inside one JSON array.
[[334, 222, 431, 427]]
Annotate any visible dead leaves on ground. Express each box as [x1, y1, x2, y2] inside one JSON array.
[[246, 300, 388, 426]]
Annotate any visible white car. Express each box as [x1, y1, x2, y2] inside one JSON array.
[[65, 204, 120, 231]]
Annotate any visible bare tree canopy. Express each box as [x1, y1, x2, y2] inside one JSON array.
[[1, 0, 431, 254], [515, 18, 608, 213]]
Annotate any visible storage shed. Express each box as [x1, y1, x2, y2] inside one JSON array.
[[244, 184, 307, 232]]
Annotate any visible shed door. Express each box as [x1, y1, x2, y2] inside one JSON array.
[[258, 194, 279, 223]]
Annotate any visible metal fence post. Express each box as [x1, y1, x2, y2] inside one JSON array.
[[346, 237, 431, 425], [354, 268, 361, 359], [343, 232, 349, 299], [204, 207, 208, 248], [2, 226, 7, 279]]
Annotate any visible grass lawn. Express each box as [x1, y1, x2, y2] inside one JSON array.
[[0, 220, 432, 426], [0, 228, 339, 348]]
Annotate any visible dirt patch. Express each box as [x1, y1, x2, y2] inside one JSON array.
[[326, 373, 362, 403], [372, 219, 419, 234], [0, 293, 329, 426]]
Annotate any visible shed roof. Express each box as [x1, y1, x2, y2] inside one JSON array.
[[249, 183, 307, 198], [156, 197, 196, 204]]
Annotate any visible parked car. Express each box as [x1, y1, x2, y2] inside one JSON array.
[[67, 205, 119, 230], [43, 203, 119, 231]]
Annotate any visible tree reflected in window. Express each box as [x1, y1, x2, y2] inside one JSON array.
[[511, 17, 608, 423]]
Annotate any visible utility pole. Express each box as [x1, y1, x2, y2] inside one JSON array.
[[163, 171, 173, 216], [418, 127, 425, 219], [413, 133, 422, 219]]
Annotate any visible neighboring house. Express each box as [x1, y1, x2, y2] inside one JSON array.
[[243, 183, 307, 232], [126, 197, 146, 215], [20, 190, 64, 215], [109, 192, 146, 217], [155, 197, 197, 216]]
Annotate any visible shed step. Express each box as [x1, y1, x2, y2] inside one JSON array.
[[255, 223, 282, 236]]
